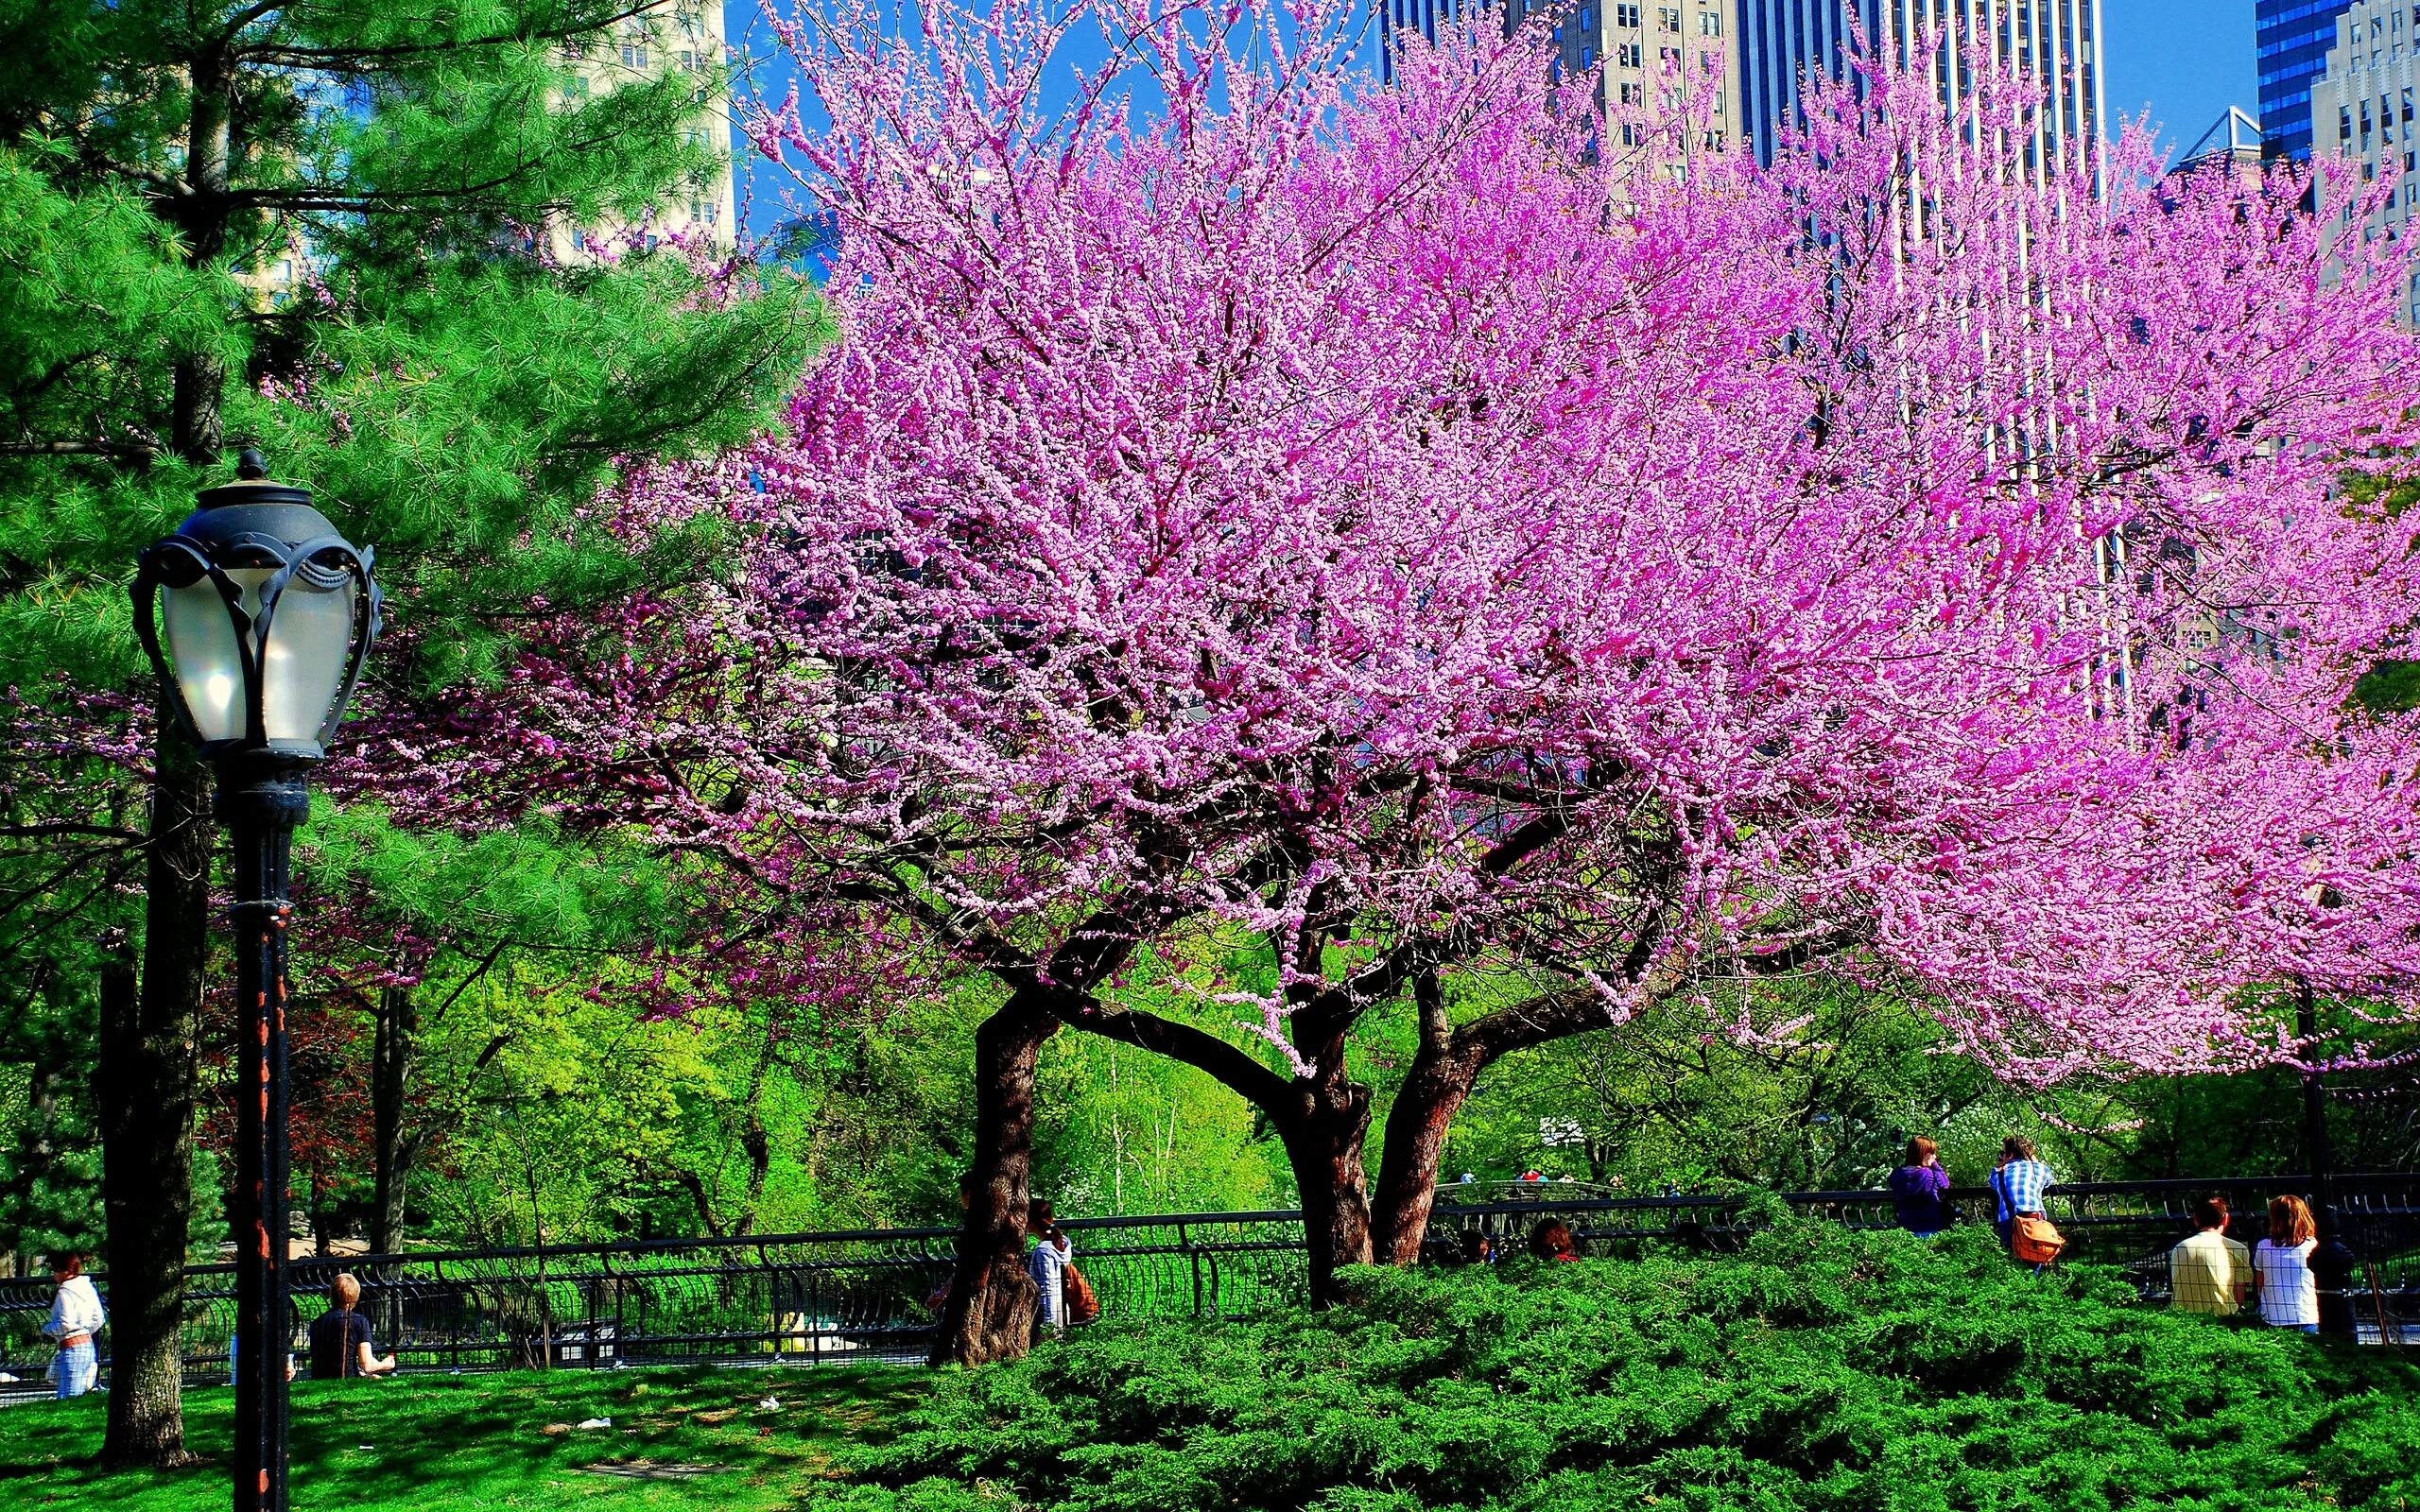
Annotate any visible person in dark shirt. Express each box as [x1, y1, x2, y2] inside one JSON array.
[[308, 1273, 395, 1380], [2309, 1205, 2361, 1340], [1887, 1137, 1956, 1237]]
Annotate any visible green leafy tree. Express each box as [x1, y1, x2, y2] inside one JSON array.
[[0, 0, 823, 1466]]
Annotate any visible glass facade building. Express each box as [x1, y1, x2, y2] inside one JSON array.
[[1736, 0, 2102, 168], [2259, 0, 2358, 159]]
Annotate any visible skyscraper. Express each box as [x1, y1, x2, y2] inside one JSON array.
[[2308, 1, 2420, 326], [2258, 0, 2358, 160], [1381, 0, 1742, 156], [1735, 1, 2103, 169]]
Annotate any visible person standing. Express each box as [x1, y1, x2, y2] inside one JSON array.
[[1887, 1137, 1956, 1238], [1987, 1138, 2054, 1252], [307, 1273, 396, 1379], [2251, 1194, 2321, 1333], [2169, 1196, 2252, 1317], [42, 1253, 105, 1400], [1027, 1199, 1071, 1338]]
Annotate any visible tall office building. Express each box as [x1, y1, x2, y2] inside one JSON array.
[[548, 0, 737, 261], [1381, 0, 1742, 157], [1735, 1, 2103, 169], [2259, 0, 2358, 160], [2308, 1, 2420, 326]]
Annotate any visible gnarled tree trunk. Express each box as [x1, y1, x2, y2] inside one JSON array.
[[929, 990, 1056, 1366], [1276, 1055, 1374, 1306]]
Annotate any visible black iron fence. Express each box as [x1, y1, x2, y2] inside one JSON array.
[[1, 1174, 2410, 1398]]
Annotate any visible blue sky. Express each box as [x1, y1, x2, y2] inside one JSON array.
[[2101, 0, 2258, 158], [735, 1, 2268, 240]]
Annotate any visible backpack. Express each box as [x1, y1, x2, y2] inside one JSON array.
[[1063, 1263, 1101, 1324]]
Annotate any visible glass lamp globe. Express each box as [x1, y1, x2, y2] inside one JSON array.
[[134, 451, 379, 762]]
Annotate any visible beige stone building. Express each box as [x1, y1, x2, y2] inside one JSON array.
[[550, 0, 739, 261], [2309, 0, 2420, 327]]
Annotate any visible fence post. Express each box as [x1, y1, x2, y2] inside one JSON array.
[[1182, 1223, 1202, 1318]]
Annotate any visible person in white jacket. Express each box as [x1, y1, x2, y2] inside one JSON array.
[[1026, 1201, 1071, 1337], [43, 1254, 105, 1400]]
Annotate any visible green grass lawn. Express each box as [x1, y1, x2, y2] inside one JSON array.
[[0, 1365, 927, 1511]]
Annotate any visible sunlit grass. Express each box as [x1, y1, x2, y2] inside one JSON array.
[[0, 1365, 925, 1511]]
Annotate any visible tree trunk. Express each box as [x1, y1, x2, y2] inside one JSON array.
[[95, 46, 236, 1468], [368, 986, 418, 1256], [1368, 979, 1618, 1268], [929, 990, 1056, 1367], [98, 747, 209, 1469], [1276, 1028, 1373, 1307], [1369, 1045, 1482, 1266]]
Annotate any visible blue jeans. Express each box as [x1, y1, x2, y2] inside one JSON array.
[[54, 1338, 96, 1399]]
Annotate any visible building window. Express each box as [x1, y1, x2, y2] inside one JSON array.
[[1616, 3, 1638, 25], [621, 29, 648, 69], [1698, 9, 1719, 36], [1619, 80, 1640, 103], [1617, 41, 1640, 67], [568, 75, 590, 99], [1660, 44, 1680, 70], [276, 258, 292, 280], [1658, 6, 1679, 32]]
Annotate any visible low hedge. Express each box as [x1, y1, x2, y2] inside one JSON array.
[[820, 1221, 2420, 1511]]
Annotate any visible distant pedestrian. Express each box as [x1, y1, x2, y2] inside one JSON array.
[[1459, 1229, 1498, 1264], [42, 1253, 104, 1400], [1887, 1137, 1955, 1238], [2169, 1196, 2252, 1316], [1986, 1137, 2055, 1250], [2252, 1194, 2321, 1333], [308, 1273, 395, 1379], [1529, 1218, 1581, 1262], [1027, 1199, 1072, 1337]]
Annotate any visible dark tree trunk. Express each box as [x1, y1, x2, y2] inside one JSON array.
[[96, 50, 236, 1467], [1275, 1026, 1374, 1306], [368, 986, 418, 1257], [98, 748, 209, 1469], [929, 990, 1056, 1367]]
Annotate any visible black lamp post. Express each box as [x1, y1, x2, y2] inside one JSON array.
[[132, 449, 379, 1512]]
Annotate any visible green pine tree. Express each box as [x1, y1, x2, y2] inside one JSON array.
[[0, 0, 824, 1467]]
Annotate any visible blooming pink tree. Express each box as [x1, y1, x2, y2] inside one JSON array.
[[389, 0, 2420, 1360]]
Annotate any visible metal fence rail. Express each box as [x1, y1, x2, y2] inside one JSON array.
[[0, 1175, 2408, 1397]]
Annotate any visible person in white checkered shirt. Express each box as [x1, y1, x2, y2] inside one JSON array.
[[1988, 1137, 2054, 1251]]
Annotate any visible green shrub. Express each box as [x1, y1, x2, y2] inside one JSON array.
[[816, 1223, 2420, 1512]]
